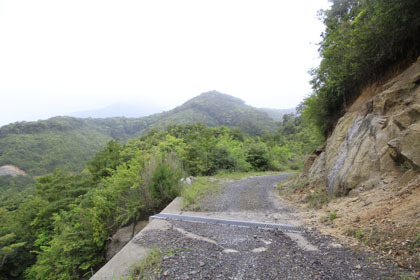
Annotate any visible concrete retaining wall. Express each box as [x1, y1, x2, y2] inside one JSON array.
[[90, 197, 183, 280]]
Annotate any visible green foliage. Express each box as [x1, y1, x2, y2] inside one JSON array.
[[87, 139, 124, 181], [303, 0, 420, 135], [0, 119, 321, 279], [0, 175, 35, 210], [328, 211, 338, 222], [263, 113, 324, 170], [0, 233, 26, 271], [0, 91, 280, 177], [181, 177, 221, 211], [149, 155, 182, 205], [132, 247, 164, 280], [246, 143, 269, 171], [347, 228, 368, 243], [207, 145, 238, 175], [0, 118, 113, 175], [0, 196, 46, 279], [414, 231, 420, 248], [22, 141, 183, 279]]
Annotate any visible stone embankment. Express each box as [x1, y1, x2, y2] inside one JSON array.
[[292, 56, 420, 272], [305, 56, 420, 196]]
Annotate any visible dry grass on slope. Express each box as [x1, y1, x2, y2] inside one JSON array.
[[279, 174, 420, 275]]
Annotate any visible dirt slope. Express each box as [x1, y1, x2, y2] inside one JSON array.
[[284, 56, 420, 275]]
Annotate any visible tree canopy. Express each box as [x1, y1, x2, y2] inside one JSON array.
[[303, 0, 420, 135], [0, 120, 321, 279]]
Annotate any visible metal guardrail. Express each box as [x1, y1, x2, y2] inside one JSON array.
[[150, 213, 305, 233]]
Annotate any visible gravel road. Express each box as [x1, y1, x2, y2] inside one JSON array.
[[135, 174, 405, 279], [199, 174, 293, 213]]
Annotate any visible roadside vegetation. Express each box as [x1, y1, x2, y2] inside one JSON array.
[[131, 247, 165, 280], [0, 116, 320, 280], [283, 1, 420, 273], [0, 91, 279, 177], [302, 0, 420, 136]]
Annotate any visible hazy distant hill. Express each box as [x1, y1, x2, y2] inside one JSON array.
[[0, 91, 281, 175], [257, 108, 295, 122], [151, 91, 279, 134], [68, 102, 164, 118]]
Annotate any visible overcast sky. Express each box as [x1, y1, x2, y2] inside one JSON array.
[[0, 0, 329, 126]]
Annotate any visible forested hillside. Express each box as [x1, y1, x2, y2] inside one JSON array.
[[257, 108, 295, 122], [0, 119, 321, 280], [302, 0, 420, 135], [0, 91, 281, 176], [287, 0, 420, 272]]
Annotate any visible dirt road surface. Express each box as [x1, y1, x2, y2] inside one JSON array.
[[135, 174, 405, 279]]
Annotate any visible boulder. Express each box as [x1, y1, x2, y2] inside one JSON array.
[[392, 105, 420, 130], [307, 151, 326, 182], [302, 56, 420, 197], [388, 123, 420, 169], [326, 114, 381, 196], [302, 146, 324, 175]]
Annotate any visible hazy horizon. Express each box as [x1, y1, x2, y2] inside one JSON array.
[[0, 0, 330, 126], [0, 91, 297, 127]]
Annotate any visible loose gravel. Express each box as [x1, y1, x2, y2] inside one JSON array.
[[135, 220, 401, 279], [135, 173, 406, 279], [199, 174, 293, 213]]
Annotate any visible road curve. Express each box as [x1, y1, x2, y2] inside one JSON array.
[[134, 173, 403, 279]]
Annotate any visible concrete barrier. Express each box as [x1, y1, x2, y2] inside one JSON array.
[[90, 197, 183, 280]]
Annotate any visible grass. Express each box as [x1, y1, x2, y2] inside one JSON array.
[[131, 247, 164, 280], [276, 173, 331, 210], [346, 226, 420, 271], [328, 211, 338, 222], [414, 232, 420, 248], [347, 228, 366, 242], [277, 175, 308, 195], [399, 274, 416, 280], [306, 187, 330, 209], [346, 227, 383, 245], [181, 176, 221, 210]]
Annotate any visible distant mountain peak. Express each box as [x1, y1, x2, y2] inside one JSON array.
[[0, 90, 290, 175], [189, 90, 245, 105]]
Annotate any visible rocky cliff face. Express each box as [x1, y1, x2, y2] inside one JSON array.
[[306, 57, 420, 196], [0, 164, 27, 176]]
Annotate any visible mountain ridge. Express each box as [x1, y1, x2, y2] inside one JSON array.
[[0, 91, 293, 175], [67, 102, 165, 119]]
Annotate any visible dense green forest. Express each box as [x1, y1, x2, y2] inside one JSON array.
[[0, 91, 280, 176], [302, 0, 420, 135], [0, 116, 321, 280]]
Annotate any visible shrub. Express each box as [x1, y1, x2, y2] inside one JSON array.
[[149, 154, 183, 205], [303, 0, 420, 135], [246, 143, 269, 171], [206, 145, 237, 175]]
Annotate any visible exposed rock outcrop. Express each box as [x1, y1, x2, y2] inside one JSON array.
[[305, 57, 420, 196], [0, 164, 27, 177]]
